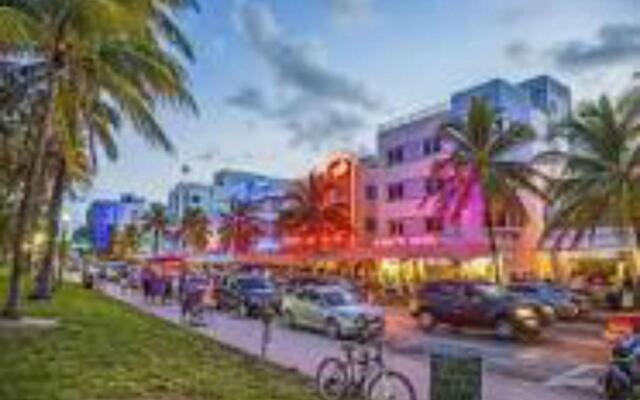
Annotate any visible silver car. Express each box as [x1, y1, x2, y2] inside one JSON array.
[[281, 285, 385, 339]]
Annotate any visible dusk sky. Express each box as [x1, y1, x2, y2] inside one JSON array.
[[75, 0, 639, 220]]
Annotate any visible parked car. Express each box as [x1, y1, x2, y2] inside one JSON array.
[[509, 282, 580, 320], [282, 276, 328, 293], [281, 285, 384, 339], [218, 274, 280, 317], [410, 281, 545, 341]]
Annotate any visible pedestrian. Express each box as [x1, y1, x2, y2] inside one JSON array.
[[259, 303, 276, 359], [141, 267, 152, 303], [162, 275, 172, 305], [119, 267, 129, 296], [151, 273, 165, 305]]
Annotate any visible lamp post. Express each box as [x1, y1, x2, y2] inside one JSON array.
[[57, 211, 72, 285]]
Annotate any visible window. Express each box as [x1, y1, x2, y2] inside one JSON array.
[[433, 136, 442, 153], [424, 178, 444, 196], [423, 137, 443, 156], [191, 195, 201, 204], [387, 183, 404, 202], [386, 146, 404, 166], [365, 185, 378, 201], [388, 220, 404, 236], [422, 139, 432, 156], [424, 217, 443, 233], [365, 218, 377, 234]]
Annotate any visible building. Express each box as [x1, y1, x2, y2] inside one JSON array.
[[211, 169, 292, 254], [167, 182, 215, 223], [86, 194, 147, 254], [370, 75, 572, 282]]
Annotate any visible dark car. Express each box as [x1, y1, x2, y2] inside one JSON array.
[[218, 274, 280, 317], [410, 281, 544, 341], [509, 282, 580, 320]]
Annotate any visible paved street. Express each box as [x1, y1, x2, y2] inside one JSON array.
[[385, 307, 607, 391], [103, 284, 603, 400]]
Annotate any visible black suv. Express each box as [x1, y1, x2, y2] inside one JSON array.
[[218, 274, 280, 317], [410, 281, 545, 341]]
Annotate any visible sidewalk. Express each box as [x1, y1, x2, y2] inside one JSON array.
[[102, 285, 597, 400]]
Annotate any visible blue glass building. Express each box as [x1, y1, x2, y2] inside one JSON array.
[[86, 194, 147, 254], [450, 75, 571, 125]]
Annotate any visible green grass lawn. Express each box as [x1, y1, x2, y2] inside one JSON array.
[[0, 271, 319, 400]]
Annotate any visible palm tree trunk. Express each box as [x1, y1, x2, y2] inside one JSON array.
[[622, 186, 640, 278], [33, 157, 66, 300], [483, 196, 502, 284], [3, 81, 57, 319]]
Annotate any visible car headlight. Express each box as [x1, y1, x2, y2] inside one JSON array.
[[542, 305, 555, 317], [514, 307, 536, 319]]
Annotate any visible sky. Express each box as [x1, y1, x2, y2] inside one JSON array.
[[72, 0, 640, 223]]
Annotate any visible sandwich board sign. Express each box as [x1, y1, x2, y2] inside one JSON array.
[[430, 348, 482, 400]]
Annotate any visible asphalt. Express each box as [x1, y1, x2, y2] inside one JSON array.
[[102, 284, 602, 400]]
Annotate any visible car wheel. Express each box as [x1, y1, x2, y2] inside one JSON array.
[[495, 318, 514, 340], [284, 310, 297, 328], [417, 311, 437, 332], [325, 319, 342, 340]]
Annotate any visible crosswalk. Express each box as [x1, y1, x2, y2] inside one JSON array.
[[544, 364, 603, 391]]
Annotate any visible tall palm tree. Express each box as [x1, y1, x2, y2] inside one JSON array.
[[278, 173, 351, 253], [427, 98, 546, 282], [180, 208, 211, 254], [218, 199, 265, 255], [540, 95, 640, 272], [0, 0, 199, 317], [143, 203, 168, 255]]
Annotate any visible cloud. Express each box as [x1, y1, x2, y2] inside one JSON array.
[[325, 0, 373, 23], [282, 100, 366, 150], [497, 2, 551, 25], [237, 1, 380, 110], [226, 86, 270, 113], [227, 85, 368, 150], [230, 1, 379, 150], [553, 23, 640, 70], [504, 41, 533, 64]]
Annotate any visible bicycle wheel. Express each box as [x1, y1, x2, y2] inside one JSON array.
[[315, 357, 350, 400], [366, 370, 416, 400]]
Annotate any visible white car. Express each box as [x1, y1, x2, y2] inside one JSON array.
[[281, 285, 384, 339]]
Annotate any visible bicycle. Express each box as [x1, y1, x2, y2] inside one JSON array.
[[315, 320, 416, 400]]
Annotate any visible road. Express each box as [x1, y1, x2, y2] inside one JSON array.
[[385, 307, 607, 391], [102, 284, 605, 400]]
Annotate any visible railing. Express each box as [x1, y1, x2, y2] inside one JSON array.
[[378, 103, 449, 132]]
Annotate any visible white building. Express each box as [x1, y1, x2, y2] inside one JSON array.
[[167, 182, 215, 223]]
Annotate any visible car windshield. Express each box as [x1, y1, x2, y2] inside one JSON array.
[[237, 278, 272, 291], [322, 290, 358, 307], [475, 284, 509, 298]]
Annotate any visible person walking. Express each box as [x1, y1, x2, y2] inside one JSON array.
[[141, 267, 152, 303], [259, 303, 276, 359]]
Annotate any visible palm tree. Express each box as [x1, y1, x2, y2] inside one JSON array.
[[180, 208, 211, 254], [109, 224, 142, 261], [278, 173, 351, 253], [33, 122, 92, 299], [0, 0, 199, 317], [540, 95, 640, 273], [427, 98, 546, 282], [143, 203, 168, 255], [218, 199, 265, 255]]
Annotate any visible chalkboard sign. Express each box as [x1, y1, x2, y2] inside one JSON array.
[[430, 350, 482, 400]]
